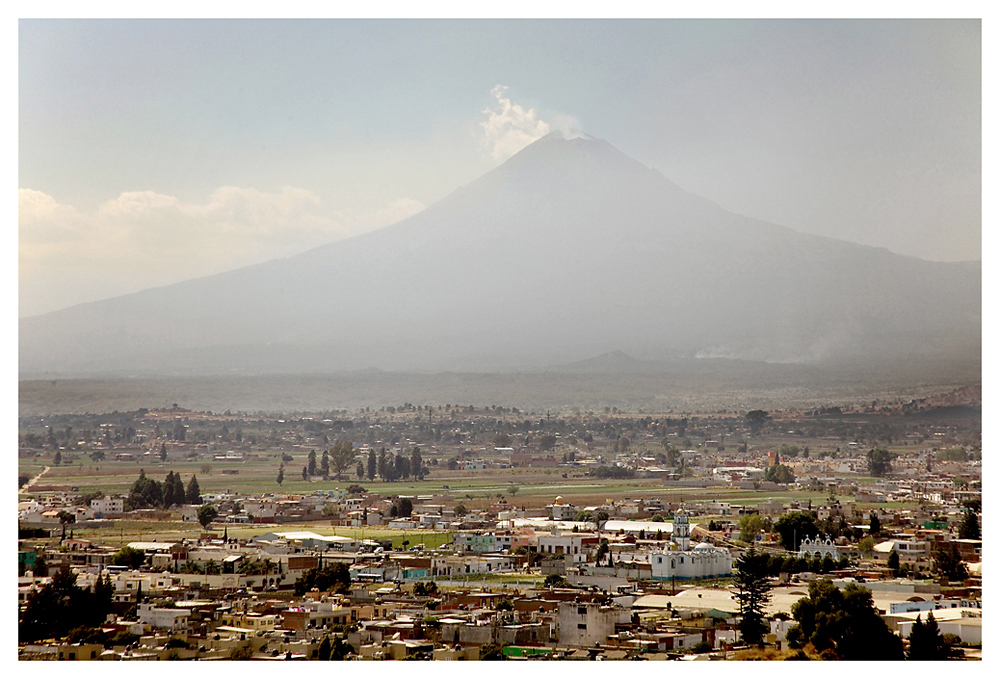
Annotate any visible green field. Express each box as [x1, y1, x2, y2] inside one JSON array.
[[21, 454, 844, 513]]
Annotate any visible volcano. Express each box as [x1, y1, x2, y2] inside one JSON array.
[[18, 131, 981, 377]]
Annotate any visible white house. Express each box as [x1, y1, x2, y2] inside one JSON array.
[[136, 603, 190, 632]]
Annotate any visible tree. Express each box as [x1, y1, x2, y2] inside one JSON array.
[[596, 538, 610, 563], [394, 453, 410, 480], [933, 542, 968, 581], [53, 451, 62, 466], [356, 461, 365, 479], [774, 512, 818, 551], [276, 465, 284, 485], [163, 471, 177, 507], [858, 536, 875, 557], [330, 637, 354, 660], [18, 474, 29, 488], [57, 509, 76, 530], [958, 509, 980, 540], [539, 434, 557, 451], [866, 448, 895, 477], [454, 503, 467, 517], [377, 447, 389, 480], [395, 497, 413, 518], [479, 642, 505, 660], [887, 549, 900, 577], [594, 510, 609, 530], [764, 464, 795, 484], [160, 443, 167, 462], [410, 447, 423, 480], [738, 513, 770, 543], [112, 545, 146, 569], [788, 579, 903, 659], [302, 466, 308, 481], [294, 562, 351, 596], [907, 612, 947, 660], [90, 450, 105, 462], [869, 513, 881, 536], [962, 498, 981, 514], [19, 568, 114, 643], [367, 449, 376, 481], [492, 433, 511, 448], [543, 574, 567, 588], [328, 441, 356, 480], [126, 469, 163, 510], [320, 448, 330, 478], [186, 474, 202, 504], [317, 635, 332, 661], [197, 505, 218, 528], [734, 545, 772, 646], [307, 450, 317, 477], [745, 410, 769, 434]]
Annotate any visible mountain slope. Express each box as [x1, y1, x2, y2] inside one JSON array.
[[19, 131, 980, 376]]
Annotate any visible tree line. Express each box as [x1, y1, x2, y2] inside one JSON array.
[[125, 469, 201, 510]]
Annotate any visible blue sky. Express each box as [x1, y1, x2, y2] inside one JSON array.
[[18, 18, 982, 316]]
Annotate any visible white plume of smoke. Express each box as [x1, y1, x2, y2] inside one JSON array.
[[481, 85, 550, 161]]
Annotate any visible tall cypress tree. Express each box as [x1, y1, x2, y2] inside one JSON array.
[[172, 473, 185, 505], [959, 509, 980, 540], [887, 549, 900, 577], [907, 612, 947, 659], [163, 471, 176, 508], [735, 544, 772, 646], [377, 447, 388, 481], [186, 474, 202, 504], [317, 635, 331, 660]]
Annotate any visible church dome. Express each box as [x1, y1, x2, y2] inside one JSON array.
[[694, 542, 714, 551]]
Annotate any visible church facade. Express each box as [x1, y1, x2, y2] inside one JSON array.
[[648, 510, 734, 580]]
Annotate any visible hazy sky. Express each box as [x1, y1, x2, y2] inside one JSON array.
[[18, 19, 981, 317]]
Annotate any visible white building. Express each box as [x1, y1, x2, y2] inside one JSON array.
[[648, 510, 733, 580], [797, 535, 840, 561], [537, 532, 592, 564], [557, 600, 632, 647], [545, 496, 578, 521], [90, 497, 124, 516], [136, 603, 190, 632]]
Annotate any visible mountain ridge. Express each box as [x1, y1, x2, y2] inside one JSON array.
[[19, 131, 980, 378]]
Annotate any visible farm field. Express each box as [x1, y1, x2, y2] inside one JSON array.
[[21, 453, 848, 512]]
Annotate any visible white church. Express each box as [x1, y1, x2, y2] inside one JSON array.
[[797, 535, 840, 561], [648, 509, 734, 580]]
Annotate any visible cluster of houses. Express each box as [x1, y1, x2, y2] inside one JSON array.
[[17, 512, 982, 660]]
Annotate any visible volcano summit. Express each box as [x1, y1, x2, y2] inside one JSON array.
[[19, 132, 980, 379]]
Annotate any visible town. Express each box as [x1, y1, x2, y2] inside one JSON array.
[[18, 390, 982, 660]]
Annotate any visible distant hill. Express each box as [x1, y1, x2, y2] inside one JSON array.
[[19, 131, 980, 379]]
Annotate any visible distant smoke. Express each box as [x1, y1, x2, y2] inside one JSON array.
[[481, 85, 551, 161]]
